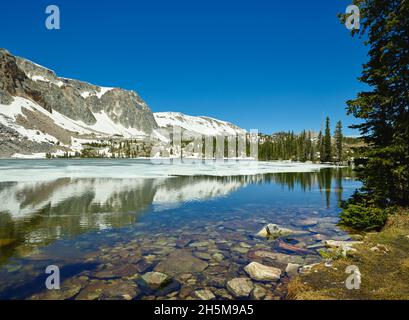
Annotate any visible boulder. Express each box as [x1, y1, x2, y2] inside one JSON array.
[[226, 278, 254, 298], [244, 262, 281, 282]]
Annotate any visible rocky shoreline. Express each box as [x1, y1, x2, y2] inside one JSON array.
[[19, 220, 358, 300]]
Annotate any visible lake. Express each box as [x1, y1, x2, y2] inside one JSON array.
[[0, 159, 360, 300]]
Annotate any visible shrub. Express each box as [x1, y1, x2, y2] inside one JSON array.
[[340, 203, 388, 231]]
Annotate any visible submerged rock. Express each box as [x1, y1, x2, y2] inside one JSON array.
[[247, 250, 304, 265], [140, 272, 172, 289], [276, 240, 313, 255], [244, 262, 281, 282], [256, 224, 294, 238], [194, 289, 216, 300], [193, 252, 212, 261], [227, 278, 254, 298], [154, 250, 208, 275], [212, 253, 224, 262], [251, 285, 267, 300]]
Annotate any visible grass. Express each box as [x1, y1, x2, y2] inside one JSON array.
[[287, 208, 409, 300]]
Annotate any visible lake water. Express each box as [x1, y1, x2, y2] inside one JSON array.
[[0, 159, 360, 300]]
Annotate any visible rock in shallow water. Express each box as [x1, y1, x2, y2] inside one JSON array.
[[154, 250, 208, 275], [244, 262, 281, 282], [227, 278, 254, 298], [194, 289, 216, 300], [141, 272, 171, 289], [256, 224, 294, 238]]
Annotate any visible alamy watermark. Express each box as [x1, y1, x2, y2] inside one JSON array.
[[45, 5, 60, 30], [345, 5, 360, 30], [45, 265, 60, 290], [345, 265, 361, 290]]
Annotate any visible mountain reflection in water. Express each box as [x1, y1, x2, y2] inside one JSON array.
[[0, 168, 355, 266]]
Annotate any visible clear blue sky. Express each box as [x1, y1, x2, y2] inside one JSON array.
[[0, 0, 368, 135]]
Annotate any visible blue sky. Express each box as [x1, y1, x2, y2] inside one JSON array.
[[0, 0, 368, 135]]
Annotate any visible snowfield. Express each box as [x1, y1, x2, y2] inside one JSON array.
[[154, 112, 246, 136]]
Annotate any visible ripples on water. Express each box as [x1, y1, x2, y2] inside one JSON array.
[[0, 160, 360, 300]]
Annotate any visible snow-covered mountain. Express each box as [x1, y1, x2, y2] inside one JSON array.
[[0, 49, 246, 158], [154, 112, 246, 137]]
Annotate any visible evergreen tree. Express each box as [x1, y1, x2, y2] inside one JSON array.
[[342, 0, 409, 207], [322, 117, 332, 162], [334, 121, 343, 163], [317, 130, 323, 161]]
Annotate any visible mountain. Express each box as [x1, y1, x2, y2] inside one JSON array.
[[0, 49, 246, 158], [154, 112, 246, 137]]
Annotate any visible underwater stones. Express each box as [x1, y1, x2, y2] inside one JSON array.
[[227, 278, 254, 298], [154, 250, 208, 275], [193, 252, 212, 260], [30, 276, 88, 300], [298, 218, 318, 227], [256, 224, 294, 238], [189, 241, 210, 248], [175, 239, 192, 248], [212, 253, 224, 262], [135, 259, 153, 273], [276, 240, 313, 255], [194, 289, 216, 300], [248, 250, 304, 265], [99, 280, 139, 300], [239, 242, 252, 248], [285, 263, 301, 277], [312, 234, 325, 241], [214, 288, 233, 300], [141, 272, 172, 290], [207, 276, 226, 288], [76, 281, 106, 300], [251, 285, 267, 300], [244, 262, 281, 282], [232, 246, 249, 254]]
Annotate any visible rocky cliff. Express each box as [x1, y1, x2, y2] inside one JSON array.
[[0, 49, 159, 157]]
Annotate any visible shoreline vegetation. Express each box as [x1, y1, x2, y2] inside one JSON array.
[[287, 209, 409, 300], [288, 0, 408, 300]]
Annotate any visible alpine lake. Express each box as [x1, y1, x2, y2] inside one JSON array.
[[0, 159, 360, 300]]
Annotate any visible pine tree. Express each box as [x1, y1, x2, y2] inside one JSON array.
[[334, 121, 343, 163], [342, 0, 409, 207], [322, 117, 332, 162]]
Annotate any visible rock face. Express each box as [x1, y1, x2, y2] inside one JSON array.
[[1, 49, 158, 131], [244, 262, 281, 282], [0, 48, 159, 156], [226, 278, 254, 298]]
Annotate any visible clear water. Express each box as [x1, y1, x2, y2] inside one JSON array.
[[0, 159, 360, 300]]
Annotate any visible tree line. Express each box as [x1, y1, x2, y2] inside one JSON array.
[[258, 118, 347, 163]]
